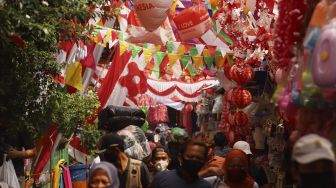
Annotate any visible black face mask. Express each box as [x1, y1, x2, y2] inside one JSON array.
[[103, 149, 120, 165], [181, 158, 204, 178], [300, 171, 336, 188], [227, 169, 247, 182]]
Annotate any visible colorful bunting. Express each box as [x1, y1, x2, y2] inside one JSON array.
[[65, 62, 83, 91], [119, 40, 129, 55], [143, 48, 153, 63], [178, 44, 186, 55], [204, 56, 214, 68], [181, 55, 191, 69], [189, 47, 198, 57], [166, 42, 174, 53], [131, 44, 142, 59], [215, 55, 225, 69], [192, 56, 204, 71]]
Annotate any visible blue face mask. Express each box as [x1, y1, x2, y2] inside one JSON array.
[[300, 171, 336, 188]]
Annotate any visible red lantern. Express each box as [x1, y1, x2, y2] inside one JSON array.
[[229, 64, 254, 85], [233, 111, 249, 126], [185, 103, 193, 112], [232, 88, 252, 108]]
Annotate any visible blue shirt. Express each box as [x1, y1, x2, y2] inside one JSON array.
[[152, 170, 212, 188]]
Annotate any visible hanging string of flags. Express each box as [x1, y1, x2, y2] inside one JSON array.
[[90, 24, 233, 80]]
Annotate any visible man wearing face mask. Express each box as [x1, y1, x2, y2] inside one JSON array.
[[151, 147, 171, 175], [152, 140, 212, 188], [291, 134, 336, 188], [97, 133, 151, 188]]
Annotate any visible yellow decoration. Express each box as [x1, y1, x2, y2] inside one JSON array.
[[143, 48, 154, 63], [119, 40, 129, 55], [215, 56, 225, 69], [65, 62, 83, 91], [203, 49, 210, 56], [321, 51, 328, 62], [155, 45, 162, 52], [192, 56, 204, 70], [243, 6, 250, 14], [168, 54, 180, 68], [177, 45, 186, 55], [170, 0, 178, 15], [52, 159, 65, 188]]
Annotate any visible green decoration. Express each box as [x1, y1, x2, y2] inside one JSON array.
[[166, 42, 174, 53], [189, 47, 198, 56], [131, 45, 142, 59]]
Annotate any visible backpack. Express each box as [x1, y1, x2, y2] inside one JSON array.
[[126, 159, 142, 188]]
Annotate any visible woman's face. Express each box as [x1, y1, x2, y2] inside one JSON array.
[[226, 157, 247, 182], [90, 168, 111, 188]]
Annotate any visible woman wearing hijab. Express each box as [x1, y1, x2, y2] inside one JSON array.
[[89, 162, 120, 188], [205, 149, 258, 188]]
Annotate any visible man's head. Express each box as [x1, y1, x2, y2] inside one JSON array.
[[292, 134, 336, 188], [233, 141, 252, 156], [151, 147, 170, 172], [97, 133, 125, 166], [178, 140, 208, 180], [214, 132, 228, 148]]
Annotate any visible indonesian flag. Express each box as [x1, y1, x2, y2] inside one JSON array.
[[67, 135, 91, 164]]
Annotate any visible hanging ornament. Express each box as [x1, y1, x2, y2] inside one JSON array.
[[229, 64, 254, 85], [185, 103, 194, 112], [224, 62, 233, 80], [233, 111, 249, 126], [232, 88, 252, 108]]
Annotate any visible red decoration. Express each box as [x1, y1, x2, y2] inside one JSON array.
[[233, 111, 249, 126], [226, 129, 238, 147], [224, 62, 232, 80], [232, 88, 252, 108], [185, 103, 194, 112], [229, 64, 254, 85]]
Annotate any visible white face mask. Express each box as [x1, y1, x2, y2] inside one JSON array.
[[154, 160, 169, 172]]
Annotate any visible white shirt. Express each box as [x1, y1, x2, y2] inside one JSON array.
[[204, 176, 259, 188]]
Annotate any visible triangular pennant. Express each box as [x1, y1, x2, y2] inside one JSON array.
[[207, 46, 217, 56], [188, 64, 197, 78], [203, 49, 211, 56], [228, 54, 234, 65], [172, 42, 181, 53], [156, 52, 166, 65], [159, 55, 169, 78], [144, 58, 155, 75], [215, 55, 225, 69], [181, 55, 190, 69], [166, 42, 174, 53], [155, 45, 162, 52], [118, 32, 124, 41], [119, 40, 129, 55], [177, 44, 186, 55], [168, 54, 180, 64], [195, 44, 205, 56], [131, 45, 142, 59], [143, 48, 153, 63], [204, 56, 214, 68], [65, 62, 83, 91], [215, 50, 222, 57], [192, 56, 204, 70], [189, 47, 198, 57]]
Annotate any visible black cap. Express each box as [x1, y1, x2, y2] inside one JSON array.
[[96, 133, 125, 154]]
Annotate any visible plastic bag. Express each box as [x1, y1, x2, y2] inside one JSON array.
[[0, 155, 20, 188], [118, 125, 151, 160]]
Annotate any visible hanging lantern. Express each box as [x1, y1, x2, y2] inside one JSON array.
[[232, 88, 252, 108], [233, 111, 249, 126], [229, 64, 254, 85], [134, 0, 174, 32], [185, 103, 194, 112]]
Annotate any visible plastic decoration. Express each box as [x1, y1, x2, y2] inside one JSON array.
[[233, 111, 249, 126], [173, 5, 212, 40], [185, 103, 194, 112], [271, 0, 306, 68], [312, 20, 336, 87], [229, 64, 254, 85], [134, 0, 174, 32], [232, 88, 253, 108]]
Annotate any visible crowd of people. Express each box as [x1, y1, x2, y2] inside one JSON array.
[[87, 121, 336, 188]]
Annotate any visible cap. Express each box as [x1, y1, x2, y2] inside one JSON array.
[[96, 133, 125, 154], [292, 134, 335, 164], [233, 141, 252, 155]]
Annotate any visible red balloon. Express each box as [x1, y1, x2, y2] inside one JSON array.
[[229, 64, 254, 85], [233, 111, 249, 126], [232, 88, 252, 108]]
